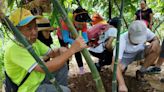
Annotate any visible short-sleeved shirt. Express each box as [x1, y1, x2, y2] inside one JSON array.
[[4, 39, 50, 92], [135, 8, 153, 23], [113, 28, 155, 59], [89, 27, 117, 53]]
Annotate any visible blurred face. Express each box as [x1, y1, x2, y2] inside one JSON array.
[[18, 19, 38, 44], [73, 13, 86, 26], [140, 1, 146, 9], [41, 30, 51, 39]]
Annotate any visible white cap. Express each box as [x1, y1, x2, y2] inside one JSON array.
[[128, 20, 147, 44]]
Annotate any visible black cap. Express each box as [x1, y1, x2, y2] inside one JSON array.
[[109, 17, 119, 28], [73, 7, 92, 22]]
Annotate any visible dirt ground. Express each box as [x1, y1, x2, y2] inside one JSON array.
[[68, 55, 164, 92]]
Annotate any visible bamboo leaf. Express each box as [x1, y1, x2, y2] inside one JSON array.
[[7, 0, 14, 7]]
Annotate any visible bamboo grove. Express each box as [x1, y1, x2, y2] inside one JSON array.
[[0, 0, 164, 92]]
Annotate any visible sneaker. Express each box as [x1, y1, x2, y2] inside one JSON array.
[[145, 66, 161, 74], [79, 67, 85, 75]]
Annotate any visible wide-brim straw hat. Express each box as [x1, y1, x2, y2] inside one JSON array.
[[36, 18, 55, 31]]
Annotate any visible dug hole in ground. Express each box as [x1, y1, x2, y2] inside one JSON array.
[[68, 55, 164, 92]]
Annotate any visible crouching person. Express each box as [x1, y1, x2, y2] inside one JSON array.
[[112, 20, 160, 92], [88, 17, 118, 71], [4, 8, 87, 92]]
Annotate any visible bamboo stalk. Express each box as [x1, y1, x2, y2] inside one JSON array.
[[114, 0, 128, 29], [112, 0, 124, 92], [0, 10, 62, 92], [51, 0, 105, 92], [109, 0, 112, 19]]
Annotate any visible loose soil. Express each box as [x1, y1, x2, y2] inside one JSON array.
[[68, 68, 155, 92], [68, 56, 164, 92]]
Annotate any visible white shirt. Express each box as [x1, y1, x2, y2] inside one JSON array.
[[89, 27, 117, 53], [113, 28, 155, 59]]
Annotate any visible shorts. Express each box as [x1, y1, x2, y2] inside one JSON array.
[[121, 50, 145, 69]]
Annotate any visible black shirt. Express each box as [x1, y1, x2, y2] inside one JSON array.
[[135, 8, 153, 23], [38, 31, 53, 47]]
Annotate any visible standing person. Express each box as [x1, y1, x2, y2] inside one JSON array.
[[135, 0, 153, 29], [112, 20, 161, 92], [58, 7, 91, 74], [4, 8, 87, 92]]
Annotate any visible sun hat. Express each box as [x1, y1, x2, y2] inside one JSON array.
[[9, 8, 40, 26], [36, 18, 55, 31], [73, 7, 92, 23], [128, 20, 147, 44]]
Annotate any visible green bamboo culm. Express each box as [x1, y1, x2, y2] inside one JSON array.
[[114, 0, 128, 29], [51, 0, 105, 92], [1, 17, 63, 92], [112, 0, 124, 92], [51, 4, 62, 30]]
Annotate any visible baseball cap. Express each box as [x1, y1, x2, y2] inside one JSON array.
[[36, 18, 55, 31], [9, 8, 40, 26], [128, 20, 147, 44]]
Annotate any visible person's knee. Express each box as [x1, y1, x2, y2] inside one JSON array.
[[146, 44, 160, 56], [154, 42, 160, 54], [156, 43, 161, 54]]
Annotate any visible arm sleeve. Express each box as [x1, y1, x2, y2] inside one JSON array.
[[105, 28, 117, 38], [81, 24, 89, 43], [61, 20, 69, 30], [148, 8, 153, 13], [62, 30, 74, 44], [35, 40, 51, 56], [82, 32, 89, 43]]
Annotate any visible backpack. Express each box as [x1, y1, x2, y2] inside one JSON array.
[[4, 71, 30, 92], [87, 23, 110, 47]]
